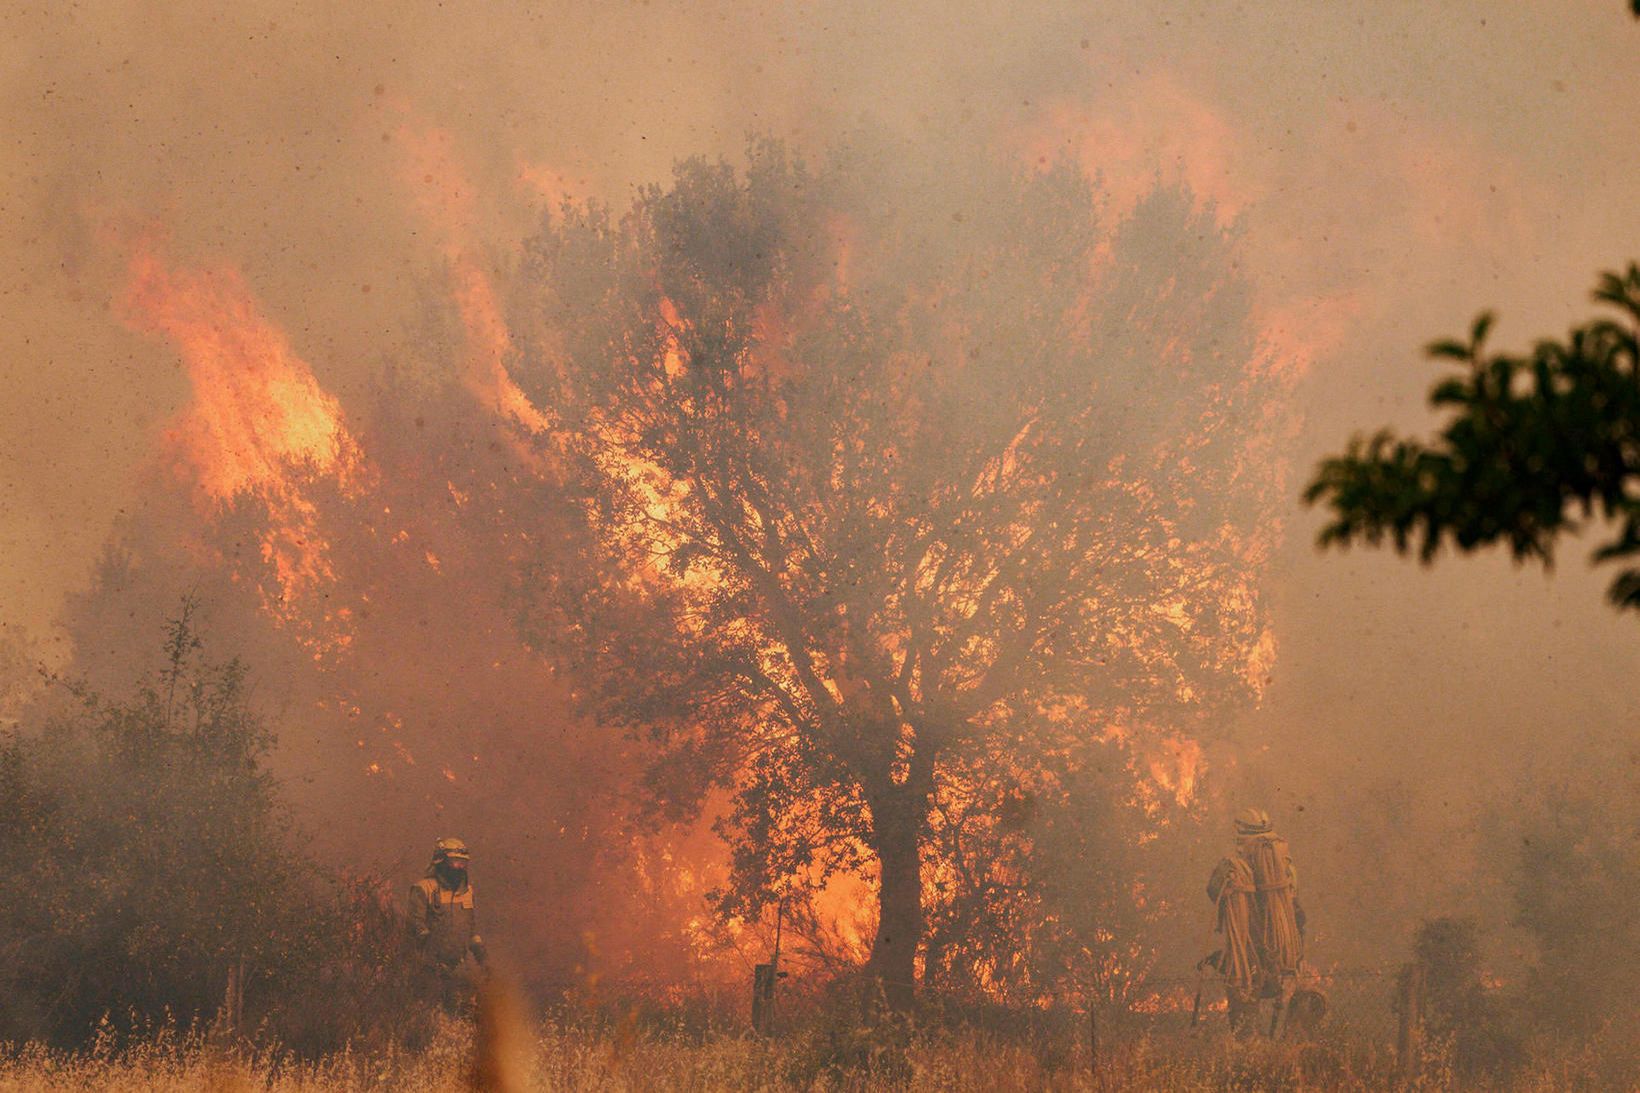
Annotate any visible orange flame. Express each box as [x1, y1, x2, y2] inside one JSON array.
[[394, 123, 553, 435], [122, 240, 358, 502], [120, 238, 361, 633], [1146, 735, 1204, 808]]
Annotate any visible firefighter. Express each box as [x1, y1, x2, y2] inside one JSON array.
[[409, 835, 488, 1013], [1206, 807, 1304, 1036]]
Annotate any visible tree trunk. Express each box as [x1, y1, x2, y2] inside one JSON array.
[[865, 788, 925, 1011]]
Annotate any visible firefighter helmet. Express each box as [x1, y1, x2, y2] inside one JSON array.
[[432, 836, 471, 864]]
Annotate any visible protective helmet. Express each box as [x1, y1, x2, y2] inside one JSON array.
[[1233, 807, 1272, 836], [432, 836, 471, 864]]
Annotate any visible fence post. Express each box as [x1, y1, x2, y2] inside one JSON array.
[[1397, 962, 1424, 1083], [212, 959, 244, 1043], [1088, 1001, 1100, 1085], [751, 963, 773, 1035]]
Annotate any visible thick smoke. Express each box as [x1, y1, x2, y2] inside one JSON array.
[[2, 0, 1639, 1004]]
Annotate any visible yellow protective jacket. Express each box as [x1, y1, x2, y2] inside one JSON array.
[[409, 876, 482, 968]]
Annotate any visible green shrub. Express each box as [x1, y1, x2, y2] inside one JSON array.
[[0, 599, 429, 1053]]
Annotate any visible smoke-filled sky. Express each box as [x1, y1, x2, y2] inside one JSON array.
[[3, 1, 1639, 962]]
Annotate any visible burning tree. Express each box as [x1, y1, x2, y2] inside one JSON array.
[[515, 139, 1284, 1002]]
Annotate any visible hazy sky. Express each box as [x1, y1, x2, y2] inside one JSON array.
[[3, 2, 1638, 945], [3, 1, 1634, 627]]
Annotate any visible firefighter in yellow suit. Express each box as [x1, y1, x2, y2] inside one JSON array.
[[1207, 808, 1304, 1036], [409, 836, 488, 1013]]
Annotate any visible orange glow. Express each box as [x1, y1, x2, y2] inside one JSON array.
[[809, 869, 877, 962], [449, 254, 553, 434], [1022, 75, 1254, 222], [104, 106, 1300, 1001], [1127, 984, 1199, 1015], [514, 156, 577, 211], [120, 238, 362, 633], [1146, 736, 1204, 808], [1021, 74, 1359, 392], [657, 296, 688, 378], [1245, 625, 1278, 698], [395, 122, 553, 435], [1015, 85, 1321, 822], [1254, 293, 1362, 379], [122, 240, 358, 502]]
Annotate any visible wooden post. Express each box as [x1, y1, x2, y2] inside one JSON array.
[[769, 900, 782, 1033], [751, 964, 773, 1035], [213, 959, 244, 1042], [751, 900, 786, 1038], [1397, 962, 1424, 1083], [1088, 1002, 1100, 1085]]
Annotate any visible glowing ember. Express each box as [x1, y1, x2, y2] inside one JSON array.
[[1147, 736, 1204, 808]]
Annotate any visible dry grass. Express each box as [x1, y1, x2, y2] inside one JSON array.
[[0, 1004, 1622, 1092]]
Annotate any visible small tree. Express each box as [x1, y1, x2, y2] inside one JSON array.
[[0, 599, 338, 1045], [1398, 917, 1524, 1079]]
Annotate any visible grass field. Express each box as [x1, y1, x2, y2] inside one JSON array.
[[0, 1009, 1623, 1093]]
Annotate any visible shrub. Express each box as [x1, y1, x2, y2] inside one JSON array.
[[1402, 916, 1525, 1080], [0, 598, 428, 1052]]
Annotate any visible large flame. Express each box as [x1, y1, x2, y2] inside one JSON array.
[[394, 122, 553, 436], [122, 240, 359, 502], [120, 238, 362, 633]]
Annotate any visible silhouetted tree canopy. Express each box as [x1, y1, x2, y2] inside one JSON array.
[[1306, 266, 1640, 609]]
